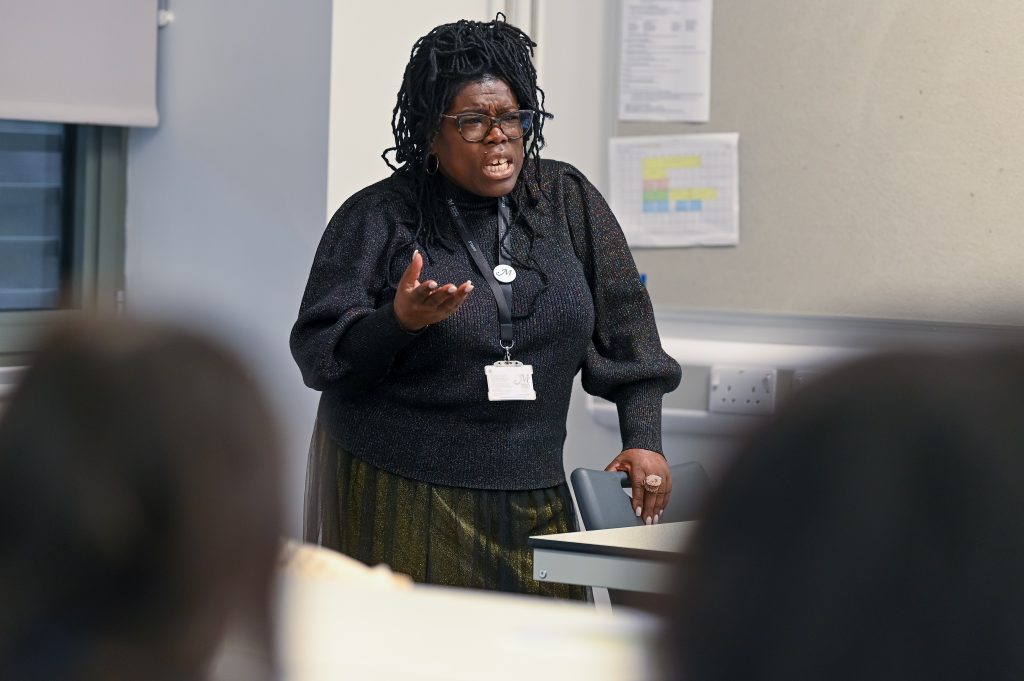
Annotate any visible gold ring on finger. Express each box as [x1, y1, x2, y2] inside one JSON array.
[[643, 474, 663, 494]]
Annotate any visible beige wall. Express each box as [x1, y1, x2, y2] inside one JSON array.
[[538, 0, 1024, 325]]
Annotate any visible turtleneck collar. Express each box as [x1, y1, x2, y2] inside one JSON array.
[[436, 173, 504, 210]]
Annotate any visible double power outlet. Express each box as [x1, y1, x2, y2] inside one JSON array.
[[708, 365, 778, 416]]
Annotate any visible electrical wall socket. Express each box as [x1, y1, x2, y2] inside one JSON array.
[[708, 365, 778, 416]]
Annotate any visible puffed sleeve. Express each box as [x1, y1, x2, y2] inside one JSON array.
[[289, 183, 420, 395], [558, 163, 682, 454]]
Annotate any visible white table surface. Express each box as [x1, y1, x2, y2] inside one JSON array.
[[215, 569, 663, 681], [529, 521, 696, 594]]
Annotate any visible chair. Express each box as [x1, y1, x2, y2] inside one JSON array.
[[570, 461, 711, 531], [569, 462, 712, 610]]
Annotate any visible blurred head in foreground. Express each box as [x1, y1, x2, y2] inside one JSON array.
[[665, 348, 1024, 680], [0, 319, 282, 680]]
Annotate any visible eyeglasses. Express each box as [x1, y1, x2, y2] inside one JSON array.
[[440, 110, 535, 143]]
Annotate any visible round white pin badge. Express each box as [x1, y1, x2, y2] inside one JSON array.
[[493, 264, 517, 283]]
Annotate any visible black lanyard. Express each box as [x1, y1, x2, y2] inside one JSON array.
[[446, 196, 514, 350]]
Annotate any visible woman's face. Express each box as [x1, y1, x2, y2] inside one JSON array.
[[431, 77, 526, 198]]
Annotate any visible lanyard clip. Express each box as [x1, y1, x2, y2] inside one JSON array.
[[500, 340, 515, 362]]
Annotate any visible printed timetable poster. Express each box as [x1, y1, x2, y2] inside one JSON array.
[[619, 0, 714, 122], [609, 133, 739, 248]]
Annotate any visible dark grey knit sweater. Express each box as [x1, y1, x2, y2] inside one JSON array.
[[290, 159, 681, 490]]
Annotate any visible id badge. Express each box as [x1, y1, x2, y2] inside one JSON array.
[[485, 361, 536, 401]]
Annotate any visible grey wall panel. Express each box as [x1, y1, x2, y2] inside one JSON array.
[[125, 0, 333, 535]]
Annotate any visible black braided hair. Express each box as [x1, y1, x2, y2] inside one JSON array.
[[381, 13, 552, 300]]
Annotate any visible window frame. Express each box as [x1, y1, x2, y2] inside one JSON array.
[[0, 125, 126, 364]]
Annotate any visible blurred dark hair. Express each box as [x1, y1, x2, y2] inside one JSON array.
[[0, 319, 283, 680], [664, 348, 1024, 680]]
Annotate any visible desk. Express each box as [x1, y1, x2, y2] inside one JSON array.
[[530, 521, 695, 594], [215, 567, 662, 681], [284, 576, 661, 680]]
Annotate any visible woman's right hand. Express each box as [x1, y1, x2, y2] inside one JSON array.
[[394, 250, 474, 331]]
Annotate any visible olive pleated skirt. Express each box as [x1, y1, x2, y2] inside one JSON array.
[[303, 420, 586, 599]]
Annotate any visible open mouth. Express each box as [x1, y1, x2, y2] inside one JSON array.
[[483, 158, 514, 179]]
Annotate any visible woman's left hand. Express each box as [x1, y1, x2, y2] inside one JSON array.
[[604, 449, 671, 525]]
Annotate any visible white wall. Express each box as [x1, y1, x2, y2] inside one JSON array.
[[531, 0, 617, 193], [125, 1, 332, 535], [326, 0, 504, 212]]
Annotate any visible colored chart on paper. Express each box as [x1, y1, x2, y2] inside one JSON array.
[[609, 134, 739, 247], [641, 155, 718, 213]]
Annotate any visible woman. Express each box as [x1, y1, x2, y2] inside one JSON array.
[[0, 319, 282, 680], [291, 15, 681, 597]]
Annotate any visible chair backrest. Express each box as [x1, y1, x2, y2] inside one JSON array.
[[570, 461, 712, 531]]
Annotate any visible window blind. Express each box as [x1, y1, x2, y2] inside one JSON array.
[[0, 120, 68, 310], [0, 0, 159, 127]]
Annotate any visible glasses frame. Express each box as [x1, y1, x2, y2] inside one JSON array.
[[440, 110, 535, 143]]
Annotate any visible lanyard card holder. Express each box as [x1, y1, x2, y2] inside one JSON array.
[[485, 360, 536, 401], [447, 195, 537, 402]]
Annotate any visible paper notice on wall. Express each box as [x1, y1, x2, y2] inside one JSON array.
[[619, 0, 713, 122], [609, 133, 739, 248]]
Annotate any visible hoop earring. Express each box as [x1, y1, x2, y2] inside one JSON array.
[[425, 153, 439, 176]]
